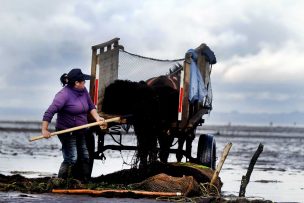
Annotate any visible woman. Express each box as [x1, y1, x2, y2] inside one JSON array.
[[41, 68, 104, 182]]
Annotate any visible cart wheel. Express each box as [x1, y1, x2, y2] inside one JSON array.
[[197, 134, 216, 170], [86, 129, 95, 177]]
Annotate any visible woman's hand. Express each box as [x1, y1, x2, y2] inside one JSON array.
[[41, 121, 51, 139], [90, 109, 107, 129], [42, 129, 51, 139], [97, 117, 107, 129]]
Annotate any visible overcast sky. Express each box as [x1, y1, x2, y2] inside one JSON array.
[[1, 0, 303, 121]]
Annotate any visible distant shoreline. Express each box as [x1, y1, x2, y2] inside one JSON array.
[[1, 120, 304, 137], [0, 120, 55, 132], [0, 119, 303, 127]]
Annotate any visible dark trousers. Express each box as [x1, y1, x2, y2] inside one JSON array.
[[57, 129, 90, 180]]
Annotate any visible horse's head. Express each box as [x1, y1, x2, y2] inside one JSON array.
[[169, 63, 183, 78], [167, 63, 182, 88], [146, 63, 182, 91], [145, 64, 182, 125], [169, 63, 183, 74]]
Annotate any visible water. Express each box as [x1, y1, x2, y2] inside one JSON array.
[[0, 122, 303, 202]]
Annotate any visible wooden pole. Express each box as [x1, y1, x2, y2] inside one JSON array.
[[89, 47, 98, 103], [52, 189, 182, 197], [239, 143, 264, 197], [210, 142, 232, 186], [29, 117, 121, 142]]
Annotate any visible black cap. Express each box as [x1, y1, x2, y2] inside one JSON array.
[[67, 69, 91, 81]]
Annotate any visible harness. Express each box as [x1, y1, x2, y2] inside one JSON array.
[[147, 75, 178, 90]]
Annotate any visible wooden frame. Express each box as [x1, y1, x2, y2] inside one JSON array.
[[179, 44, 212, 128], [90, 38, 121, 112]]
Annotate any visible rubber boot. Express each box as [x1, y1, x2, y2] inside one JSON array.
[[80, 161, 91, 183], [58, 162, 73, 179]]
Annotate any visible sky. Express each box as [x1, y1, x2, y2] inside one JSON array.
[[0, 0, 304, 123]]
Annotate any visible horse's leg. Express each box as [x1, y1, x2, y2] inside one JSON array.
[[185, 129, 196, 161], [148, 133, 158, 163], [158, 131, 174, 163], [176, 133, 187, 162], [136, 130, 148, 168], [137, 145, 148, 168]]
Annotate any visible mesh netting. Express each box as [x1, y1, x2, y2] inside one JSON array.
[[117, 49, 213, 110], [118, 50, 184, 81], [130, 173, 200, 197]]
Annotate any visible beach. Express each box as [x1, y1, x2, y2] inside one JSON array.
[[0, 121, 303, 202]]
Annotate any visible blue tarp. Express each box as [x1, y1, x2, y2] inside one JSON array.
[[187, 49, 208, 103]]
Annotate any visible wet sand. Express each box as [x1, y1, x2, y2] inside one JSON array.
[[0, 121, 304, 202], [0, 191, 167, 203]]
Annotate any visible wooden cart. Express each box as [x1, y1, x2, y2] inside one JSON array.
[[86, 38, 217, 172]]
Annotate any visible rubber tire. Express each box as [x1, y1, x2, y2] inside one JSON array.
[[85, 128, 95, 177], [197, 134, 216, 170]]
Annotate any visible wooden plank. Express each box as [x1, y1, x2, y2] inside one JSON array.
[[210, 143, 232, 187], [179, 54, 191, 128], [187, 107, 209, 128], [89, 48, 98, 102], [194, 43, 212, 117], [52, 189, 182, 197], [97, 40, 120, 113], [195, 43, 211, 91], [197, 52, 207, 88], [92, 37, 120, 50]]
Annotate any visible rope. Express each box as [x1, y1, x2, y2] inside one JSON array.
[[199, 183, 220, 197], [120, 49, 184, 62]]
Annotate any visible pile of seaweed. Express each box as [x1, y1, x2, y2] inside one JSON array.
[[0, 162, 272, 202], [0, 162, 217, 193], [93, 161, 220, 187]]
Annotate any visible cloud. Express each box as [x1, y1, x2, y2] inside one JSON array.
[[217, 42, 304, 84], [0, 0, 304, 122]]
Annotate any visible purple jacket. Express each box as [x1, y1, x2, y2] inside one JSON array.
[[43, 86, 96, 129]]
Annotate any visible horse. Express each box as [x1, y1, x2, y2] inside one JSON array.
[[145, 64, 182, 162], [101, 64, 183, 167]]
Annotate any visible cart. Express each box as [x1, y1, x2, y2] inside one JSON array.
[[86, 38, 217, 174]]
